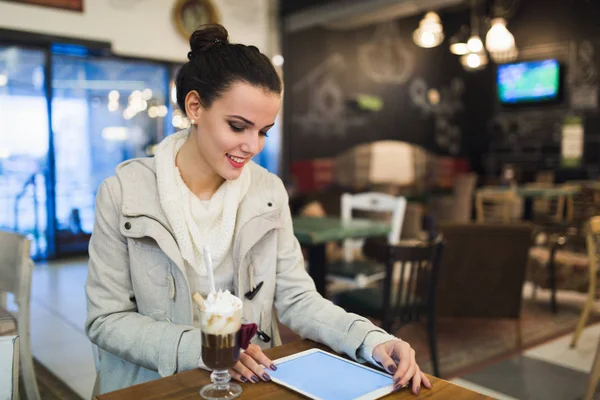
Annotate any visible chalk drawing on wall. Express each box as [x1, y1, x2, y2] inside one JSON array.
[[358, 22, 415, 85], [291, 54, 368, 137], [570, 40, 598, 109], [409, 77, 465, 155]]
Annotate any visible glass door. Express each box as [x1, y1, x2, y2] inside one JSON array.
[[0, 46, 50, 259], [51, 53, 171, 256]]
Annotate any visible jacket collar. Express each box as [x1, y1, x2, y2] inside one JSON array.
[[115, 157, 284, 273], [116, 158, 279, 225]]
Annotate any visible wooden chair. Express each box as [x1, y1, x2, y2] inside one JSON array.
[[525, 183, 567, 224], [335, 237, 444, 377], [475, 187, 522, 223], [580, 218, 600, 400], [327, 192, 407, 288], [570, 216, 600, 349], [527, 188, 600, 313], [436, 223, 534, 348], [0, 230, 40, 400], [429, 173, 478, 223], [0, 335, 19, 400]]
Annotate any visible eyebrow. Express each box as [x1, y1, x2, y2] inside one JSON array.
[[228, 115, 275, 130], [228, 115, 255, 126]]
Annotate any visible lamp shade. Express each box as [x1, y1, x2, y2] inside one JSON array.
[[485, 18, 518, 62], [413, 12, 444, 48]]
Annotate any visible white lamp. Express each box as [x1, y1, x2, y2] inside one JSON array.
[[449, 25, 470, 55], [485, 17, 518, 62], [467, 35, 484, 53], [460, 51, 488, 71], [413, 12, 444, 48]]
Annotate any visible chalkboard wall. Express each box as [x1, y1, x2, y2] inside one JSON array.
[[282, 0, 600, 181]]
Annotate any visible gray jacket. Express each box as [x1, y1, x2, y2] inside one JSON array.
[[85, 158, 394, 394]]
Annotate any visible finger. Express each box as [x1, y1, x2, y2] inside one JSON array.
[[393, 346, 414, 383], [239, 352, 271, 382], [411, 367, 422, 395], [232, 360, 257, 383], [229, 368, 249, 383], [397, 362, 417, 387], [422, 371, 433, 389], [375, 351, 398, 375], [246, 344, 277, 371]]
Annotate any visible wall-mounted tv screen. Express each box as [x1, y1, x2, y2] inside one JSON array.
[[497, 59, 561, 104]]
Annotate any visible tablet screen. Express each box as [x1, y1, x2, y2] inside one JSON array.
[[269, 350, 393, 400]]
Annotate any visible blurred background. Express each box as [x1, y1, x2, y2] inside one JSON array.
[[1, 0, 600, 399]]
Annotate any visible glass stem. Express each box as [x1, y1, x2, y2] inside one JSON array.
[[210, 369, 231, 390]]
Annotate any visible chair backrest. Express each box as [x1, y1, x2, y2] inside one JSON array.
[[450, 173, 478, 222], [0, 230, 31, 297], [524, 182, 566, 222], [0, 335, 19, 400], [475, 188, 522, 223], [363, 237, 444, 324], [436, 222, 533, 319], [569, 186, 600, 225], [341, 192, 407, 261]]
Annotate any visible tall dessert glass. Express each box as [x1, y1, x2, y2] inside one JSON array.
[[199, 292, 243, 400]]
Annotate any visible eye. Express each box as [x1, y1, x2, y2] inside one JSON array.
[[229, 122, 245, 132], [259, 131, 269, 137]]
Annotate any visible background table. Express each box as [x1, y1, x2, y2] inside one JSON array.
[[95, 340, 493, 400], [292, 217, 391, 296]]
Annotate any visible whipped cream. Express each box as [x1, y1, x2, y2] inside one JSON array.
[[198, 290, 243, 335], [203, 290, 243, 313]]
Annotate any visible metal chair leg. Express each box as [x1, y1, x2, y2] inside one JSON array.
[[571, 291, 595, 348], [548, 243, 559, 314], [427, 315, 440, 377]]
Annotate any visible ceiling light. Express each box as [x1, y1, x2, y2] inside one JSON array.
[[272, 54, 284, 67], [142, 88, 153, 100], [467, 35, 484, 53], [449, 25, 470, 55], [485, 18, 518, 62], [413, 12, 444, 49], [108, 90, 119, 102], [460, 51, 488, 71]]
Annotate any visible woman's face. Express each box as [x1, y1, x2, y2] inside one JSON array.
[[187, 82, 281, 181]]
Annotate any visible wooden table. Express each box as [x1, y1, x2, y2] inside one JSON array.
[[95, 340, 492, 400], [293, 217, 391, 297]]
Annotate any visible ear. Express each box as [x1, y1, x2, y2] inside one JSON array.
[[184, 90, 203, 122]]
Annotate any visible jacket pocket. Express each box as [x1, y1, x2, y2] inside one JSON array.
[[129, 238, 172, 317]]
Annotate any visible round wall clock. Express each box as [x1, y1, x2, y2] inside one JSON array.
[[172, 0, 220, 40]]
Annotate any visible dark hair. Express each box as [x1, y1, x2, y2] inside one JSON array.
[[175, 24, 282, 112]]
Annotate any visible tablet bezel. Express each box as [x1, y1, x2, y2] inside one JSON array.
[[270, 348, 395, 400]]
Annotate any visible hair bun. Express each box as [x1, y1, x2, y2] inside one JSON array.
[[188, 24, 229, 58]]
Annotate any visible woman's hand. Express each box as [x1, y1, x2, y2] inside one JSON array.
[[372, 339, 432, 395], [229, 344, 277, 383]]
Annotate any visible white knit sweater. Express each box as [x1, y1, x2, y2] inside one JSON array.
[[154, 130, 251, 324]]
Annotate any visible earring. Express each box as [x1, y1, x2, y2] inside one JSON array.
[[190, 119, 195, 125]]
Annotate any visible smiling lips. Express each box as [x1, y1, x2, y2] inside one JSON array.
[[226, 153, 246, 168]]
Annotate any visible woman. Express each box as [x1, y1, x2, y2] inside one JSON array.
[[85, 24, 432, 395]]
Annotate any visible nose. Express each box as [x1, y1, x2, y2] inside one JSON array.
[[239, 131, 261, 155]]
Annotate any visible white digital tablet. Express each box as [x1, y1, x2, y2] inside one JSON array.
[[269, 348, 395, 400]]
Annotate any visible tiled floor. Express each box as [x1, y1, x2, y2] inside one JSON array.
[[10, 258, 600, 400]]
